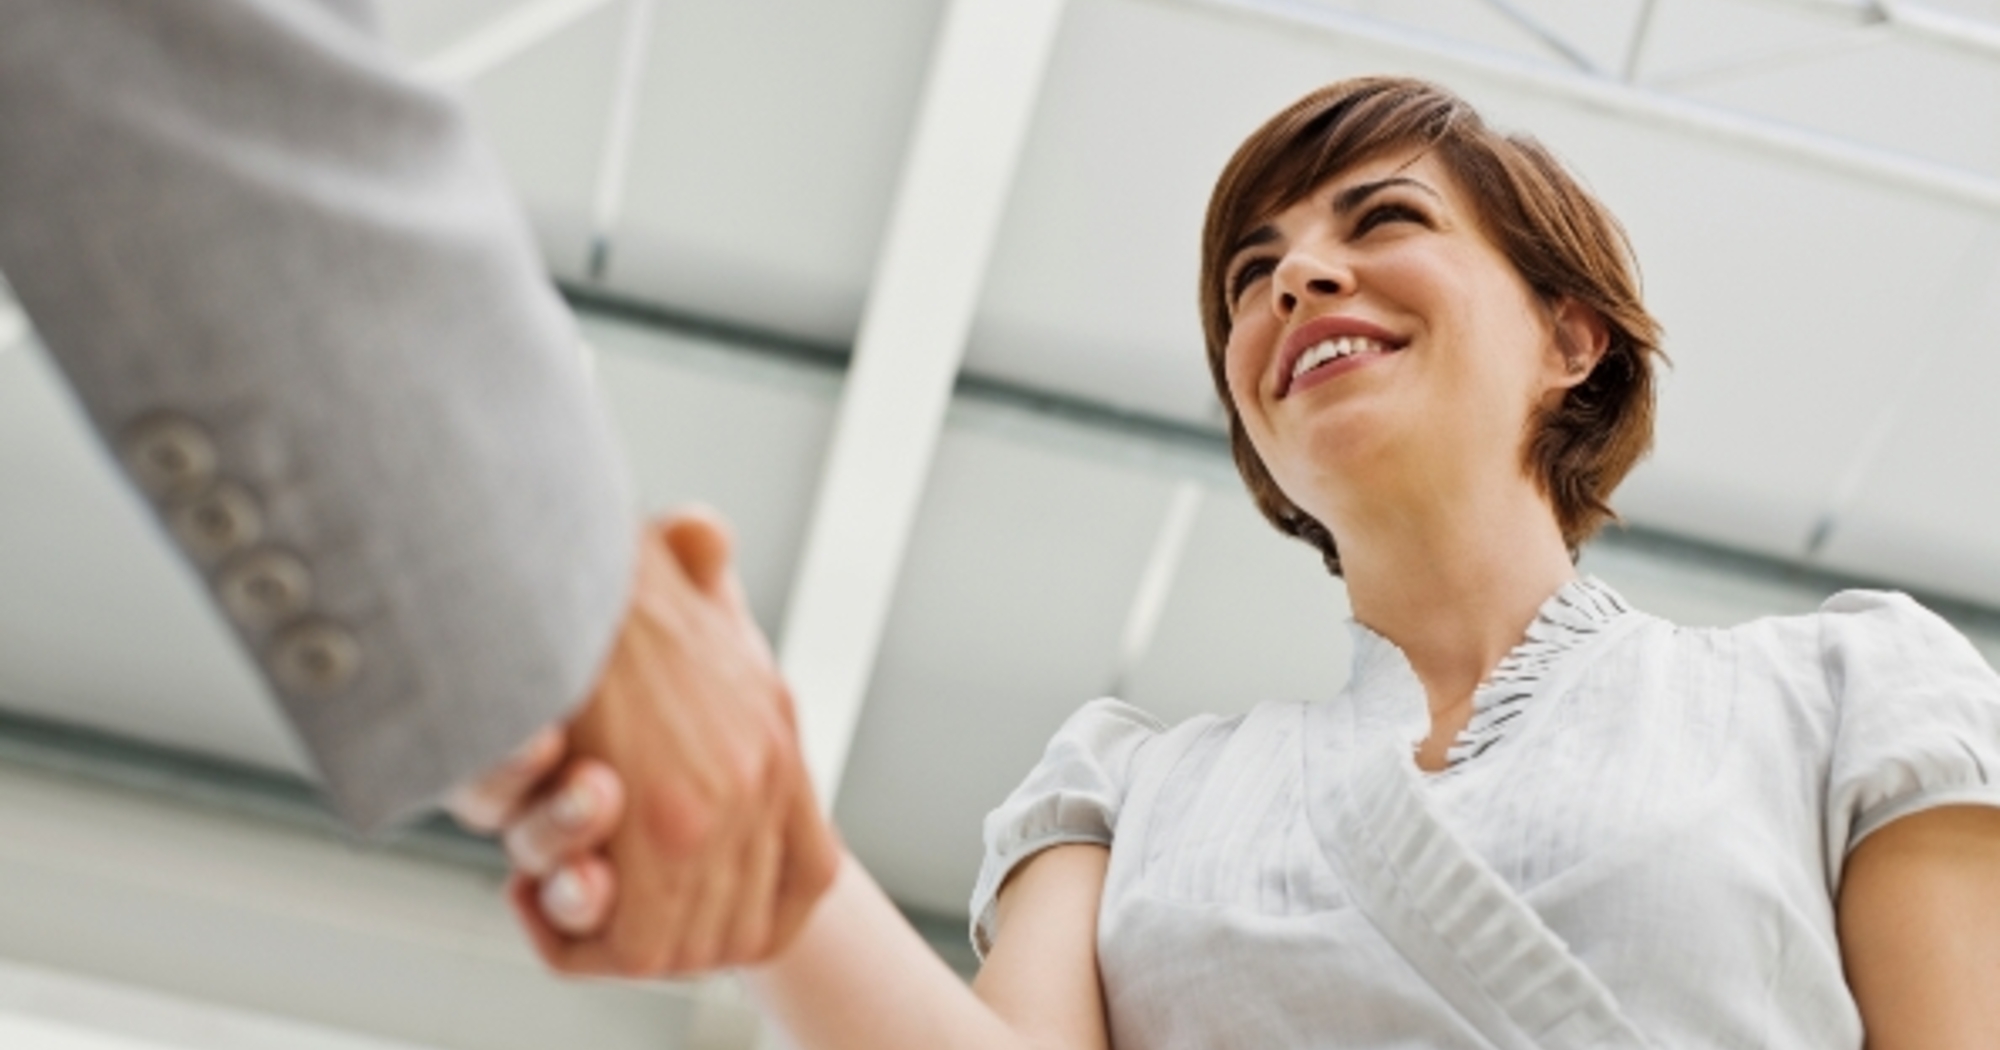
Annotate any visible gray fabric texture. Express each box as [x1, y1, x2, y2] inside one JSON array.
[[0, 0, 636, 830]]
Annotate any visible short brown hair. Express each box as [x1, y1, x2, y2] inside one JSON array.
[[1200, 77, 1663, 575]]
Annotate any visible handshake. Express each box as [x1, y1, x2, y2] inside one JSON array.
[[447, 511, 842, 975]]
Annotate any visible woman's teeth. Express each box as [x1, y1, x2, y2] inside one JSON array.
[[1292, 336, 1390, 381]]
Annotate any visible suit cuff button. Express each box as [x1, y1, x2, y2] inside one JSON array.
[[269, 620, 361, 697], [218, 548, 312, 633], [121, 414, 218, 499], [168, 482, 264, 565]]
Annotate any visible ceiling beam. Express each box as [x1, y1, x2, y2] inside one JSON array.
[[1177, 0, 2000, 214], [777, 0, 1069, 802], [1734, 0, 2000, 61], [415, 0, 619, 85], [1621, 0, 1661, 81], [586, 0, 657, 279], [1107, 482, 1205, 697], [1476, 0, 1603, 74]]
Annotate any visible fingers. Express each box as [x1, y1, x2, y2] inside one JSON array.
[[655, 508, 734, 598], [500, 507, 841, 979], [502, 759, 624, 877], [445, 724, 565, 833], [537, 855, 617, 936]]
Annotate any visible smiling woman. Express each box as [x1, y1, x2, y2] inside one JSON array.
[[1199, 76, 1664, 578], [489, 77, 2000, 1050]]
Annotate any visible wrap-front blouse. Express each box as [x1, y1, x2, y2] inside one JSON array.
[[969, 579, 2000, 1049]]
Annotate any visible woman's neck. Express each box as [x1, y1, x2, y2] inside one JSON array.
[[1330, 475, 1578, 725]]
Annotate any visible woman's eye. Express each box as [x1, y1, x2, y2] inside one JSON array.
[[1356, 203, 1424, 235], [1230, 259, 1274, 302]]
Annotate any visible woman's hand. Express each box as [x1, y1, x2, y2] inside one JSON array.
[[450, 510, 840, 975]]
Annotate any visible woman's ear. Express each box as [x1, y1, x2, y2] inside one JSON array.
[[1549, 297, 1611, 391]]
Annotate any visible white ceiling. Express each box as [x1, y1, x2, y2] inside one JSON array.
[[390, 0, 2000, 576], [5, 0, 2000, 926]]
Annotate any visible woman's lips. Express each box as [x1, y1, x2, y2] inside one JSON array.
[[1287, 341, 1395, 396], [1276, 315, 1408, 398]]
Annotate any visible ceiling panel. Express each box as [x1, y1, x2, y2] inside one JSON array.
[[1122, 485, 1354, 726], [834, 400, 1187, 915], [1342, 0, 1648, 73], [581, 313, 839, 633], [455, 4, 627, 282], [374, 0, 624, 279], [1814, 235, 2000, 604], [596, 0, 948, 345], [1632, 0, 1872, 84], [374, 0, 535, 59], [1674, 29, 2000, 177], [1528, 107, 1996, 558]]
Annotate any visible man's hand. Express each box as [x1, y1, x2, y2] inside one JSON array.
[[451, 510, 841, 975]]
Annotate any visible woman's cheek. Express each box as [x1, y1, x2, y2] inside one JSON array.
[[1223, 326, 1272, 409]]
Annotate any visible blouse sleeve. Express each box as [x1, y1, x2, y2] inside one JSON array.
[[1820, 590, 2000, 888], [967, 697, 1165, 960]]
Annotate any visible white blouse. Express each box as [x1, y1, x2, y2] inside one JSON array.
[[969, 579, 2000, 1049]]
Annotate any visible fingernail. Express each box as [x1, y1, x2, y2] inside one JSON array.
[[542, 868, 588, 924], [551, 780, 595, 829]]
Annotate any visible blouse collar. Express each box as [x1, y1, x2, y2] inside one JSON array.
[[1342, 576, 1635, 758]]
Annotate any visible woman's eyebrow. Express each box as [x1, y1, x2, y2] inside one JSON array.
[[1226, 224, 1280, 264], [1331, 176, 1441, 216]]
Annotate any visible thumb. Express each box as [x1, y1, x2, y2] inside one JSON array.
[[655, 507, 735, 597]]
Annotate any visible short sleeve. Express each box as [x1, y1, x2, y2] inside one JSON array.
[[967, 697, 1164, 960], [1820, 590, 2000, 888]]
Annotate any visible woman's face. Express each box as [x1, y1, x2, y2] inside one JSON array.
[[1220, 148, 1597, 530]]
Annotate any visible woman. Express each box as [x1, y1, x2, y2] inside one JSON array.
[[481, 78, 2000, 1047]]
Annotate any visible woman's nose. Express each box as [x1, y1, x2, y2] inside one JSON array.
[[1272, 252, 1346, 320]]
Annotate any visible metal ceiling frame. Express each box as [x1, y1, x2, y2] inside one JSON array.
[[1180, 0, 2000, 213], [1737, 0, 2000, 59], [1475, 0, 1605, 73], [774, 0, 1072, 800], [586, 0, 657, 278]]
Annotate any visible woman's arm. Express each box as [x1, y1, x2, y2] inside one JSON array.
[[477, 750, 1112, 1050], [1838, 805, 2000, 1049], [749, 844, 1111, 1050]]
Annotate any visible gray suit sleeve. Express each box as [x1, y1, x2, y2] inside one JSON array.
[[0, 0, 637, 830]]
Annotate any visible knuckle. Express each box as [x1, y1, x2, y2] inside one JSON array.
[[502, 828, 545, 875], [645, 796, 717, 857]]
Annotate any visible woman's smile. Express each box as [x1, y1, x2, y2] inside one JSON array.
[[1276, 314, 1409, 399]]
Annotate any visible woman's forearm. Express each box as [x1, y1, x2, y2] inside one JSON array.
[[745, 852, 1038, 1050]]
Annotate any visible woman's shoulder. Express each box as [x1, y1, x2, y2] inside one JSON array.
[[1052, 695, 1171, 742], [1660, 588, 1977, 663], [1702, 588, 1993, 682], [968, 698, 1252, 957]]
